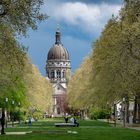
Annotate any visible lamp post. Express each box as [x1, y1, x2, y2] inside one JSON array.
[[113, 101, 116, 127], [18, 102, 20, 125], [122, 98, 126, 127], [5, 97, 8, 128], [12, 100, 14, 127]]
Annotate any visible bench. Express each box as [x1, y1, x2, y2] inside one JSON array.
[[54, 123, 76, 127]]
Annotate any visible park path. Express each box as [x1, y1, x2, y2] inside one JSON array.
[[127, 127, 140, 131]]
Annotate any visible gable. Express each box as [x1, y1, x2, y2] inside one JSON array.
[[53, 83, 66, 95]]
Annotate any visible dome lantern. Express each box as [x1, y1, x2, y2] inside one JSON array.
[[47, 29, 70, 61], [55, 31, 61, 45]]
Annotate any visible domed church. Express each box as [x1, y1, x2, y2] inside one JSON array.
[[46, 28, 71, 116]]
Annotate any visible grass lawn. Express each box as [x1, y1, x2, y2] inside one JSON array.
[[0, 119, 140, 140]]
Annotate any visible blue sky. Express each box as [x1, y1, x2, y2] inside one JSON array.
[[21, 0, 123, 76]]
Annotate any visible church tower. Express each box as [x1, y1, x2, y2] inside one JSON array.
[[46, 28, 71, 116]]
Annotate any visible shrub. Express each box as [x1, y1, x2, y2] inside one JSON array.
[[90, 108, 110, 120]]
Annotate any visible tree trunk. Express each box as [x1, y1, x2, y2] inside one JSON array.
[[138, 103, 140, 124], [137, 94, 140, 124], [84, 108, 89, 120], [126, 96, 129, 123], [1, 108, 5, 135], [80, 110, 84, 120], [113, 103, 116, 127], [133, 96, 137, 123]]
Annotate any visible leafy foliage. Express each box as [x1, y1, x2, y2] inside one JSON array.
[[23, 57, 53, 113], [0, 0, 52, 120], [90, 108, 110, 120], [0, 24, 26, 108], [0, 0, 47, 35], [67, 0, 140, 118], [68, 56, 93, 109]]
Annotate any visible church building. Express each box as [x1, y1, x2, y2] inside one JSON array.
[[46, 28, 71, 116]]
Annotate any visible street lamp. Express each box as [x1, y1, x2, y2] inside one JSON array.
[[18, 102, 21, 125], [5, 98, 8, 102], [5, 97, 8, 128], [12, 100, 14, 127], [122, 97, 126, 127]]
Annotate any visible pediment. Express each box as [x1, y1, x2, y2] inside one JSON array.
[[53, 83, 66, 90]]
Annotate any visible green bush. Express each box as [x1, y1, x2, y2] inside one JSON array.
[[90, 108, 110, 120], [32, 111, 43, 120], [10, 110, 25, 121]]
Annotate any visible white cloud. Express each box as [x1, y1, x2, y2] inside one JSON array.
[[43, 1, 121, 34]]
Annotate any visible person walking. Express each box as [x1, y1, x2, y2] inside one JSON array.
[[0, 110, 5, 135], [73, 117, 79, 127], [64, 113, 69, 123]]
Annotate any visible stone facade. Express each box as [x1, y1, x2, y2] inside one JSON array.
[[46, 29, 71, 116]]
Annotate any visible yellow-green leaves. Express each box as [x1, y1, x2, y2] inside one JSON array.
[[23, 58, 53, 113], [67, 0, 140, 111]]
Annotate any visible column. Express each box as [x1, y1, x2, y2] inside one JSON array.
[[61, 70, 63, 79], [54, 70, 57, 79]]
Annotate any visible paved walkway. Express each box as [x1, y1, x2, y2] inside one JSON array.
[[127, 127, 140, 131], [6, 131, 32, 135], [5, 130, 78, 135]]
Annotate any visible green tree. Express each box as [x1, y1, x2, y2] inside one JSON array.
[[0, 24, 26, 107], [67, 0, 140, 122], [120, 0, 140, 123], [0, 0, 46, 35], [90, 0, 140, 122], [68, 56, 94, 118], [0, 25, 26, 134], [23, 57, 53, 118], [0, 0, 47, 134]]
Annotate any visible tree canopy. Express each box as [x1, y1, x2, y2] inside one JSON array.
[[67, 0, 140, 115], [0, 0, 52, 116], [0, 24, 26, 108], [0, 0, 46, 35], [24, 57, 53, 113]]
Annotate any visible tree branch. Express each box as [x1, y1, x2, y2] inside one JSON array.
[[128, 40, 140, 61]]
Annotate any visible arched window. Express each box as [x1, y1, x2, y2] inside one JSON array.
[[57, 70, 61, 78], [51, 71, 55, 78], [62, 71, 65, 78]]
